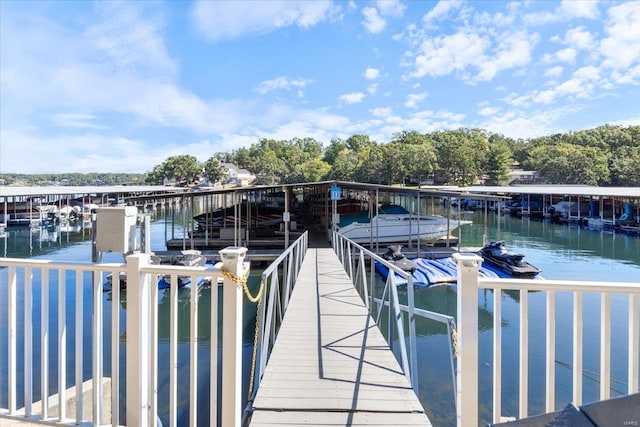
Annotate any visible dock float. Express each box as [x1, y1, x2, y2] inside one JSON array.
[[249, 248, 431, 426]]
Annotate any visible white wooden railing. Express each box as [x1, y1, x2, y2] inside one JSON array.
[[0, 246, 249, 427], [453, 253, 640, 427]]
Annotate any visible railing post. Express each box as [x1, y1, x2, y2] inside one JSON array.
[[220, 246, 249, 427], [453, 253, 482, 427], [126, 253, 153, 426]]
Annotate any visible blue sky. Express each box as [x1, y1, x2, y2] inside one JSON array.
[[1, 0, 639, 174]]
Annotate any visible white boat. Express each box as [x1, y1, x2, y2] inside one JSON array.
[[337, 204, 471, 244]]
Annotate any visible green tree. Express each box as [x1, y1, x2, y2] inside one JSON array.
[[485, 135, 513, 185], [203, 157, 227, 185], [298, 158, 331, 182], [323, 138, 348, 164], [162, 155, 203, 185], [434, 129, 489, 186], [609, 146, 640, 186], [528, 143, 609, 185]]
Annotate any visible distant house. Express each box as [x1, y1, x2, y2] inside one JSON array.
[[509, 164, 539, 185], [221, 163, 255, 186]]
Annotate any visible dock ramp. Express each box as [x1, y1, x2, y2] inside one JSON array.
[[249, 248, 431, 426]]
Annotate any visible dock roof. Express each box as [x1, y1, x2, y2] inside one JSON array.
[[431, 185, 640, 199], [0, 185, 188, 199]]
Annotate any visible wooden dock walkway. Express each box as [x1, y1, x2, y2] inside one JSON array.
[[249, 248, 431, 426]]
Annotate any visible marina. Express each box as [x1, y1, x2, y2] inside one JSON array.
[[0, 183, 639, 426]]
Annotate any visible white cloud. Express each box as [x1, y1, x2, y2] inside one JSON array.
[[405, 92, 428, 108], [0, 3, 256, 137], [407, 28, 536, 82], [376, 0, 406, 18], [478, 106, 498, 116], [573, 66, 600, 81], [599, 2, 640, 70], [51, 113, 107, 129], [545, 66, 564, 77], [476, 31, 537, 81], [423, 0, 465, 23], [524, 0, 600, 25], [192, 0, 336, 41], [254, 77, 313, 95], [556, 48, 577, 63], [560, 0, 599, 20], [86, 2, 177, 79], [338, 92, 365, 104], [367, 83, 378, 95], [364, 67, 381, 80], [362, 7, 386, 33], [479, 110, 556, 139], [410, 31, 488, 78], [370, 107, 392, 117], [0, 128, 171, 173], [564, 27, 594, 50]]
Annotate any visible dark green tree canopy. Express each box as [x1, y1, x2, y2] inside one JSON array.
[[6, 125, 638, 187]]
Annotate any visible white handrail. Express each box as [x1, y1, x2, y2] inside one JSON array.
[[454, 254, 640, 426], [0, 248, 245, 427]]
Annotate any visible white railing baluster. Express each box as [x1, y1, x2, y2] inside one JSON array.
[[190, 274, 199, 427], [210, 274, 219, 427], [493, 288, 502, 424], [42, 268, 49, 419], [8, 265, 17, 414], [170, 274, 178, 427], [75, 270, 84, 424], [58, 269, 66, 421], [150, 274, 158, 427], [546, 290, 556, 413], [519, 288, 528, 419], [629, 294, 639, 393], [600, 293, 611, 400], [406, 275, 418, 393], [92, 269, 103, 425], [573, 292, 583, 406], [24, 266, 33, 417], [111, 269, 121, 427]]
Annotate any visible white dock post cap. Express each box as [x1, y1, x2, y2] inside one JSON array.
[[452, 252, 483, 268], [219, 246, 248, 269]]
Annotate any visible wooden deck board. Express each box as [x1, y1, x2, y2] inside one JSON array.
[[250, 248, 431, 426]]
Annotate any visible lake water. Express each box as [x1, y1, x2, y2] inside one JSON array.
[[406, 210, 640, 426], [1, 207, 639, 426]]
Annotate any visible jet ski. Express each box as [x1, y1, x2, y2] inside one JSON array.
[[381, 245, 418, 273], [478, 241, 541, 278]]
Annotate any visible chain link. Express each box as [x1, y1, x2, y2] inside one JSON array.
[[220, 266, 264, 400], [451, 328, 459, 358]]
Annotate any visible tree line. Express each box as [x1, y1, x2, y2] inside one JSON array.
[[0, 172, 146, 186], [2, 125, 638, 187], [144, 124, 640, 187]]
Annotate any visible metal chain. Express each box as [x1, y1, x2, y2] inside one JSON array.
[[220, 266, 264, 400], [220, 267, 263, 302], [451, 328, 459, 358], [247, 292, 262, 400]]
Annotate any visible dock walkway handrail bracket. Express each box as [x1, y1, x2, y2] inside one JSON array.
[[453, 253, 640, 427], [244, 231, 309, 422]]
